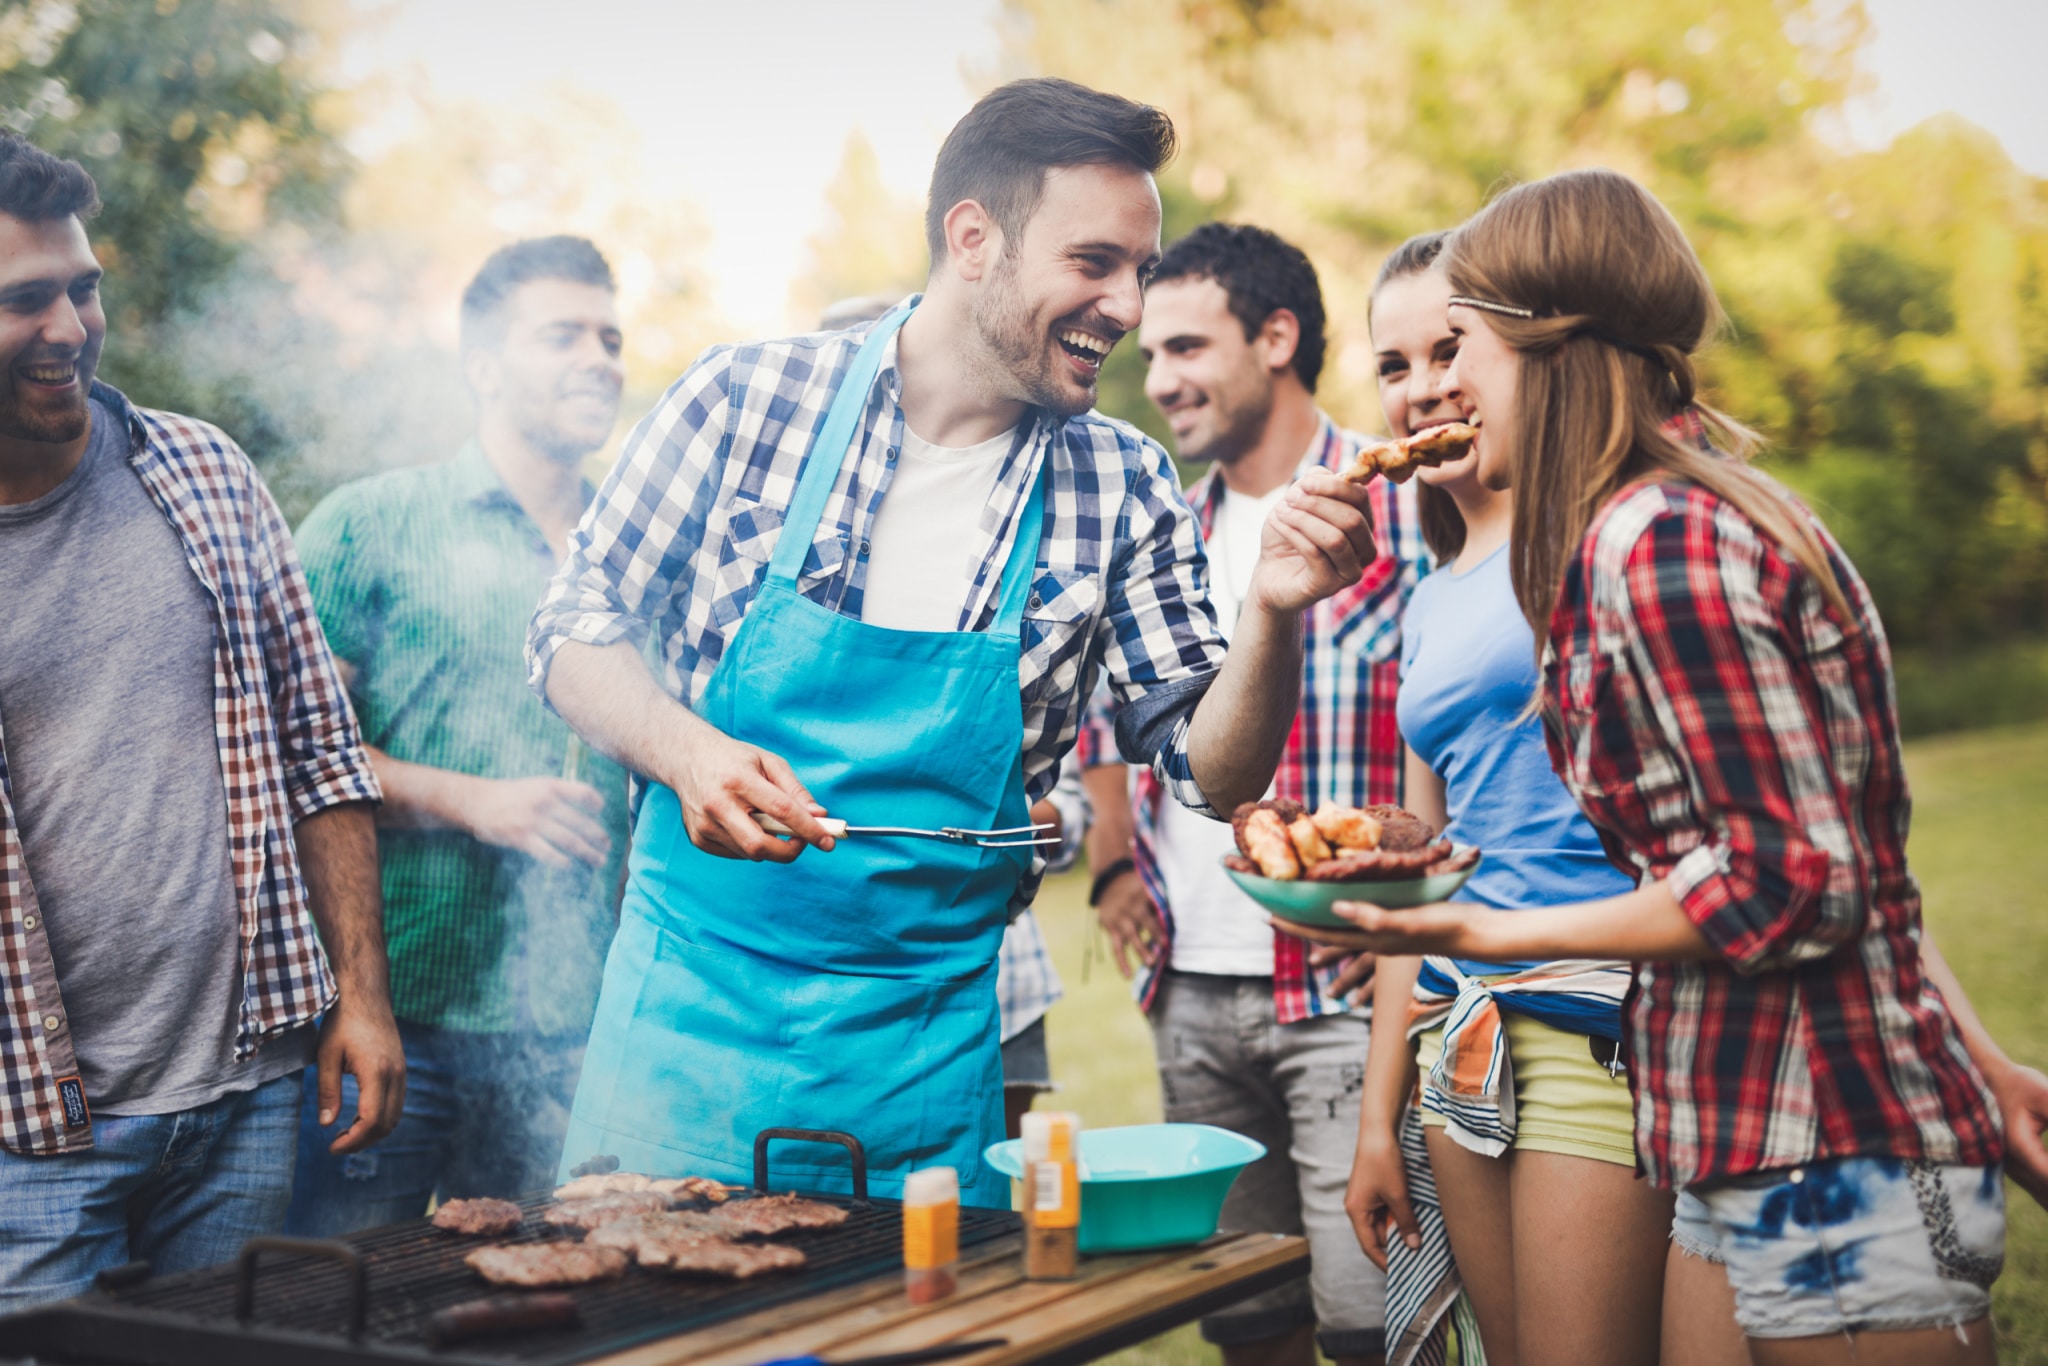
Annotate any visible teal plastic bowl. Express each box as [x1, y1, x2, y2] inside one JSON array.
[[982, 1123, 1266, 1253], [1218, 847, 1480, 927]]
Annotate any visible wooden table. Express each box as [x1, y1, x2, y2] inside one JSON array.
[[591, 1231, 1309, 1366]]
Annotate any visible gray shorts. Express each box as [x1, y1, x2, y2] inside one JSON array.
[[1151, 971, 1383, 1359], [1000, 1016, 1051, 1090]]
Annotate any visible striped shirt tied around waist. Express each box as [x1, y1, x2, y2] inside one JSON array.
[[1409, 957, 1633, 1158]]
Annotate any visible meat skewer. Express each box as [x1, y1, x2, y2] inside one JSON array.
[[1340, 421, 1478, 485]]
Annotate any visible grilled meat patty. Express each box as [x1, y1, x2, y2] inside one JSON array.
[[465, 1242, 629, 1287], [553, 1172, 739, 1204], [432, 1198, 526, 1237], [588, 1214, 807, 1277], [706, 1193, 851, 1236], [541, 1190, 672, 1230]]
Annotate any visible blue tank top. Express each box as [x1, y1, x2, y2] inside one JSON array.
[[1397, 543, 1635, 980]]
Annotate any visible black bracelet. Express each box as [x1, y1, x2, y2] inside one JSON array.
[[1088, 857, 1137, 907]]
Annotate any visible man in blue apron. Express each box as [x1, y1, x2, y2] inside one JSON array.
[[525, 78, 1382, 1207]]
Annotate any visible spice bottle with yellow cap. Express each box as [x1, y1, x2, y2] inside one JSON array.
[[1020, 1111, 1080, 1279]]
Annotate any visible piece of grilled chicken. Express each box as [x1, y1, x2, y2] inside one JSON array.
[[1340, 421, 1479, 484]]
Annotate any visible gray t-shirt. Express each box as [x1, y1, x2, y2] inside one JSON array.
[[0, 399, 312, 1115]]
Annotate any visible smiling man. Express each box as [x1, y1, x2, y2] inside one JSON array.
[[526, 80, 1382, 1204], [285, 238, 634, 1234], [0, 133, 398, 1306]]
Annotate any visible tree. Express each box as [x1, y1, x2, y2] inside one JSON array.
[[1001, 0, 2048, 652]]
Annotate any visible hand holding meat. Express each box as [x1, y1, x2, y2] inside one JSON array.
[[1339, 422, 1478, 485], [1247, 469, 1380, 615]]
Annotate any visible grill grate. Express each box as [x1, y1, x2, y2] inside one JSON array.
[[8, 1190, 1021, 1366]]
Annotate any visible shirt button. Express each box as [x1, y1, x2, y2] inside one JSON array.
[[1788, 1168, 1805, 1185], [886, 447, 899, 463], [42, 1015, 60, 1032], [23, 914, 35, 930], [1028, 593, 1044, 610], [859, 539, 872, 557]]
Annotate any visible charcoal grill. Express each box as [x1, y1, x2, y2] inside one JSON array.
[[0, 1128, 1023, 1366]]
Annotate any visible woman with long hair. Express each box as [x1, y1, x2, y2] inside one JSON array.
[[1342, 232, 1671, 1366], [1279, 169, 2044, 1364]]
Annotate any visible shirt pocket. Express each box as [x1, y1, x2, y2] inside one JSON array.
[[1020, 568, 1100, 700], [712, 498, 782, 627]]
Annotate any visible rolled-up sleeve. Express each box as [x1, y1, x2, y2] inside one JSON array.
[[248, 459, 381, 820], [1095, 440, 1226, 816], [1609, 509, 1849, 973], [527, 349, 735, 708]]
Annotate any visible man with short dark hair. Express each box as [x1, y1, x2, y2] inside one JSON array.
[[528, 79, 1382, 1203], [1082, 221, 1431, 1366], [286, 237, 633, 1232], [0, 133, 400, 1306]]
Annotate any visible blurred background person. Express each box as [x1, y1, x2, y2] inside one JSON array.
[[1084, 222, 1431, 1366], [0, 132, 398, 1306], [286, 236, 633, 1234]]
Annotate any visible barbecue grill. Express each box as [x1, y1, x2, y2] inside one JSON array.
[[0, 1129, 1023, 1366]]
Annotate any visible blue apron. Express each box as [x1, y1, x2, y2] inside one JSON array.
[[560, 308, 1039, 1207]]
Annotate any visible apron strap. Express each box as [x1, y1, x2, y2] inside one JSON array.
[[988, 462, 1046, 638], [767, 307, 912, 585]]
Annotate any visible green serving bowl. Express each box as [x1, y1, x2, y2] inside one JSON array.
[[982, 1123, 1266, 1253], [1218, 846, 1480, 927]]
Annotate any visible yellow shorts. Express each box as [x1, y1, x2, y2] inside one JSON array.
[[1415, 1011, 1637, 1167]]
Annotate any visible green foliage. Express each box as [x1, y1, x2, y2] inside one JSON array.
[[0, 0, 357, 493], [1002, 0, 2048, 655]]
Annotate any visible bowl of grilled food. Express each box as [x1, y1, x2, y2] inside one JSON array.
[[1221, 799, 1481, 927]]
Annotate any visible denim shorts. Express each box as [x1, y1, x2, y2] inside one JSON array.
[[1671, 1156, 2005, 1338]]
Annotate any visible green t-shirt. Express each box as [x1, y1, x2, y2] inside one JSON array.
[[296, 444, 630, 1035]]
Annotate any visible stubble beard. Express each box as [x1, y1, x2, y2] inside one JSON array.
[[0, 366, 93, 446], [971, 254, 1091, 418], [1183, 372, 1274, 469]]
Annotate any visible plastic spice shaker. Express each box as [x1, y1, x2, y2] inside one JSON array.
[[903, 1166, 960, 1303], [1021, 1111, 1080, 1279]]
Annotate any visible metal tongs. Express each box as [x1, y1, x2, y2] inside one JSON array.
[[752, 814, 1060, 849]]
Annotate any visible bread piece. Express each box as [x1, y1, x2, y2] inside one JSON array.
[[1232, 798, 1308, 858], [1243, 808, 1302, 881], [1286, 816, 1332, 865], [1310, 805, 1382, 851]]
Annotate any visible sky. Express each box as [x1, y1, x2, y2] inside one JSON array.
[[342, 0, 2048, 335]]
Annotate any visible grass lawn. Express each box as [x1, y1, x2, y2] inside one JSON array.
[[1029, 720, 2048, 1364]]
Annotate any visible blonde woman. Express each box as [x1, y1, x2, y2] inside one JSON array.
[[1341, 233, 1671, 1366]]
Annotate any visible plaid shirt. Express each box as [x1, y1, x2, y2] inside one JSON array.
[[0, 383, 381, 1155], [527, 304, 1231, 916], [1082, 416, 1430, 1024], [1543, 476, 2001, 1188]]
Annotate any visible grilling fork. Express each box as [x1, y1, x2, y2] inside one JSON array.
[[751, 814, 1060, 849]]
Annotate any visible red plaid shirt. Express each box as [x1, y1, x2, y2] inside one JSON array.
[[1543, 475, 2000, 1187], [0, 385, 381, 1154], [1082, 416, 1428, 1023]]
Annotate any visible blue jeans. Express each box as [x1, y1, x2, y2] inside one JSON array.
[[0, 1070, 302, 1310], [286, 1020, 583, 1237]]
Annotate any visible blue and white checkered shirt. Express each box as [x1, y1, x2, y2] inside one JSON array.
[[528, 303, 1229, 874]]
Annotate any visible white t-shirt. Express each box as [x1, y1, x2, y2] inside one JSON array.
[[1154, 481, 1289, 977], [861, 425, 1016, 631]]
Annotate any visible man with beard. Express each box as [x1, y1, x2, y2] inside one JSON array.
[[286, 238, 633, 1232], [1081, 223, 1430, 1366], [0, 134, 398, 1306], [527, 80, 1381, 1205]]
